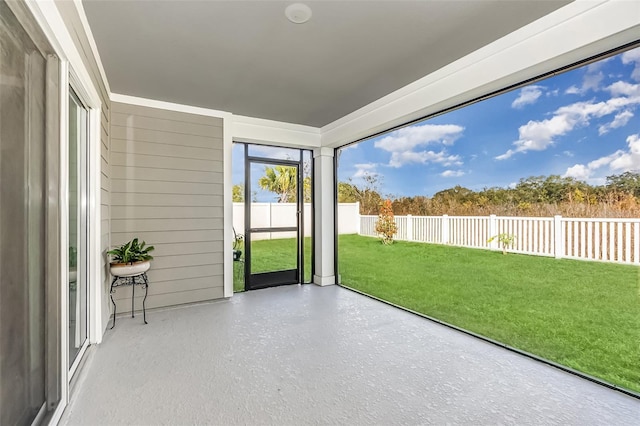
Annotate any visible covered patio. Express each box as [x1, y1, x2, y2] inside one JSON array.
[[4, 1, 639, 424], [62, 285, 639, 425]]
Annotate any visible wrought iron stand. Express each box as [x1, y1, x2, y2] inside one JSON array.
[[110, 272, 149, 329]]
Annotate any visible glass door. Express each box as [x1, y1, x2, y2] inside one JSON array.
[[0, 2, 49, 423], [68, 89, 89, 374], [244, 145, 305, 290]]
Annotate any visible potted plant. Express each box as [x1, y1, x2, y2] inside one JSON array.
[[233, 231, 244, 261], [108, 238, 155, 277]]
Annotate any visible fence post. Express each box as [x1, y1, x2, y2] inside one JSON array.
[[489, 214, 497, 249], [554, 215, 564, 259], [442, 214, 449, 244], [355, 202, 361, 235], [406, 215, 413, 241]]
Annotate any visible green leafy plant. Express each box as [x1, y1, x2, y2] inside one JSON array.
[[233, 231, 244, 261], [69, 246, 77, 268], [487, 233, 516, 255], [375, 199, 398, 245], [108, 238, 154, 264]]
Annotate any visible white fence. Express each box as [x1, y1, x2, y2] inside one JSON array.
[[360, 214, 640, 265], [233, 202, 359, 240]]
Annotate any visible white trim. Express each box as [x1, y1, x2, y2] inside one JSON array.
[[58, 60, 71, 416], [72, 0, 111, 94], [69, 66, 102, 347], [233, 115, 321, 148], [25, 1, 98, 102], [223, 115, 234, 297], [313, 275, 336, 286], [320, 0, 640, 147], [88, 106, 103, 342], [110, 93, 231, 119]]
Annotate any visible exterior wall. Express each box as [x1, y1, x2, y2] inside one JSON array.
[[110, 102, 224, 311], [54, 2, 113, 330]]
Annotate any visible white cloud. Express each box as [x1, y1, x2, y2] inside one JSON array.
[[565, 64, 605, 95], [496, 93, 640, 160], [375, 123, 464, 151], [562, 133, 640, 181], [622, 46, 640, 81], [565, 85, 580, 95], [374, 123, 465, 168], [512, 85, 543, 109], [388, 150, 462, 168], [598, 110, 634, 135], [495, 149, 516, 160], [441, 170, 465, 177], [353, 163, 378, 178], [606, 81, 640, 97], [563, 150, 574, 157], [582, 71, 604, 93], [563, 164, 591, 180]]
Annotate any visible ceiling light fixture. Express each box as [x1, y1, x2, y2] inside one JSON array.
[[285, 3, 312, 24]]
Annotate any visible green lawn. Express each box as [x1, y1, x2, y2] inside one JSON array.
[[338, 234, 640, 393], [233, 237, 312, 292]]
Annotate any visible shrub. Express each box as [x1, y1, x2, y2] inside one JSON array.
[[375, 199, 398, 245], [487, 233, 516, 255]]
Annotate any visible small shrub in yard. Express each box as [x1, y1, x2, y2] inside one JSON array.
[[487, 233, 516, 255], [375, 199, 398, 245]]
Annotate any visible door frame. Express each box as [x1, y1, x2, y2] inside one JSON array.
[[242, 144, 312, 290]]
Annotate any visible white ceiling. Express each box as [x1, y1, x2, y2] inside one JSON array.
[[83, 0, 570, 128]]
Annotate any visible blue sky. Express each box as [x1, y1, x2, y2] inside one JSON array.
[[338, 46, 640, 198]]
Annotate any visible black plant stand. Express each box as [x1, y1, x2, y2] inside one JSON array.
[[110, 272, 149, 329]]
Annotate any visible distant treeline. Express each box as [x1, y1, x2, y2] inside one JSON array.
[[338, 172, 640, 218]]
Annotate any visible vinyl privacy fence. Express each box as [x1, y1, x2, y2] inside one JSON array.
[[360, 214, 640, 265]]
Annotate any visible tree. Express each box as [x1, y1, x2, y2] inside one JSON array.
[[606, 172, 640, 197], [258, 165, 297, 202], [338, 182, 358, 203], [257, 164, 312, 203], [338, 173, 382, 214], [375, 199, 398, 245], [232, 184, 244, 202]]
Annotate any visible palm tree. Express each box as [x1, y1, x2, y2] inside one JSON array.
[[258, 165, 297, 202]]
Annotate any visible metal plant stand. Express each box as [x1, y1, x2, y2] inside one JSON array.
[[110, 272, 149, 329]]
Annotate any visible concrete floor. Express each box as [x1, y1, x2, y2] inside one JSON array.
[[63, 285, 639, 425]]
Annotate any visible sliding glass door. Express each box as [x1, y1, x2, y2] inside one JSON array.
[[0, 2, 49, 423], [68, 90, 89, 373]]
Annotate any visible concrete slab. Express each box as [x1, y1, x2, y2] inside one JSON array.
[[63, 285, 640, 425]]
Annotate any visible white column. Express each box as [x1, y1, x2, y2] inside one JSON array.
[[442, 214, 449, 244], [554, 215, 564, 259], [314, 147, 336, 286], [489, 214, 497, 249]]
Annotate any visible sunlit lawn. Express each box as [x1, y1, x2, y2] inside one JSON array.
[[338, 234, 640, 393], [239, 233, 640, 393], [233, 237, 312, 292]]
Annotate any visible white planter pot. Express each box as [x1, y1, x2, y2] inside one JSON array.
[[110, 260, 151, 277]]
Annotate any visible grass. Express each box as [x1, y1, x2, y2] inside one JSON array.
[[338, 234, 640, 393], [233, 237, 312, 292]]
